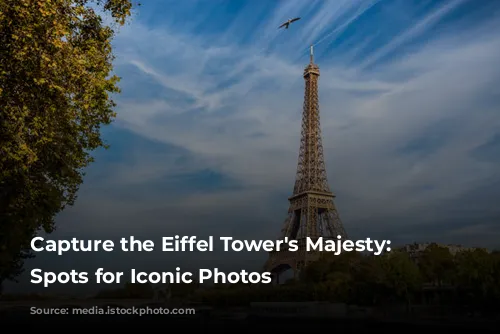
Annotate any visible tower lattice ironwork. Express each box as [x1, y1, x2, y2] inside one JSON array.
[[264, 46, 347, 281]]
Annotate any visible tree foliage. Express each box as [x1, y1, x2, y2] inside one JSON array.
[[192, 248, 500, 312], [0, 0, 134, 287], [417, 243, 454, 286], [300, 251, 421, 305]]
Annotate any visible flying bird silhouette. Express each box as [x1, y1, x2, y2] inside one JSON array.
[[279, 17, 301, 29]]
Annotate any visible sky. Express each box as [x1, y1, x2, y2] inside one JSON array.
[[6, 0, 500, 294]]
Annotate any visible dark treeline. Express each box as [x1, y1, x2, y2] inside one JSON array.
[[195, 245, 500, 310], [88, 244, 500, 314]]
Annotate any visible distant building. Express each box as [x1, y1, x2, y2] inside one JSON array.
[[398, 242, 486, 261]]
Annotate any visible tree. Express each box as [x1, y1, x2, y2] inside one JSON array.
[[300, 251, 362, 283], [454, 249, 498, 309], [417, 244, 454, 286], [0, 0, 134, 289], [375, 251, 421, 309], [300, 252, 366, 303]]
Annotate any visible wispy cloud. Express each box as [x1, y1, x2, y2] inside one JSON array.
[[359, 0, 470, 69], [8, 0, 500, 293], [114, 0, 500, 229], [315, 0, 382, 49]]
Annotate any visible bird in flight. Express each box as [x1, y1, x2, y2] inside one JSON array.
[[279, 17, 301, 29]]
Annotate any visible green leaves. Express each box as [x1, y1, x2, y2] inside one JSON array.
[[296, 247, 500, 307], [0, 0, 133, 288]]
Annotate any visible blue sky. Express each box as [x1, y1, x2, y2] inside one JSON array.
[[7, 0, 500, 294]]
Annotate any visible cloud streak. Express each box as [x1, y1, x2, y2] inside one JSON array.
[[6, 0, 500, 294], [359, 0, 470, 69], [113, 0, 500, 227]]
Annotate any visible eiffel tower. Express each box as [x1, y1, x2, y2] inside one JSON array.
[[264, 45, 347, 282]]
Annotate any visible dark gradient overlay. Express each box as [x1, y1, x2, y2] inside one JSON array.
[[2, 0, 500, 330]]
